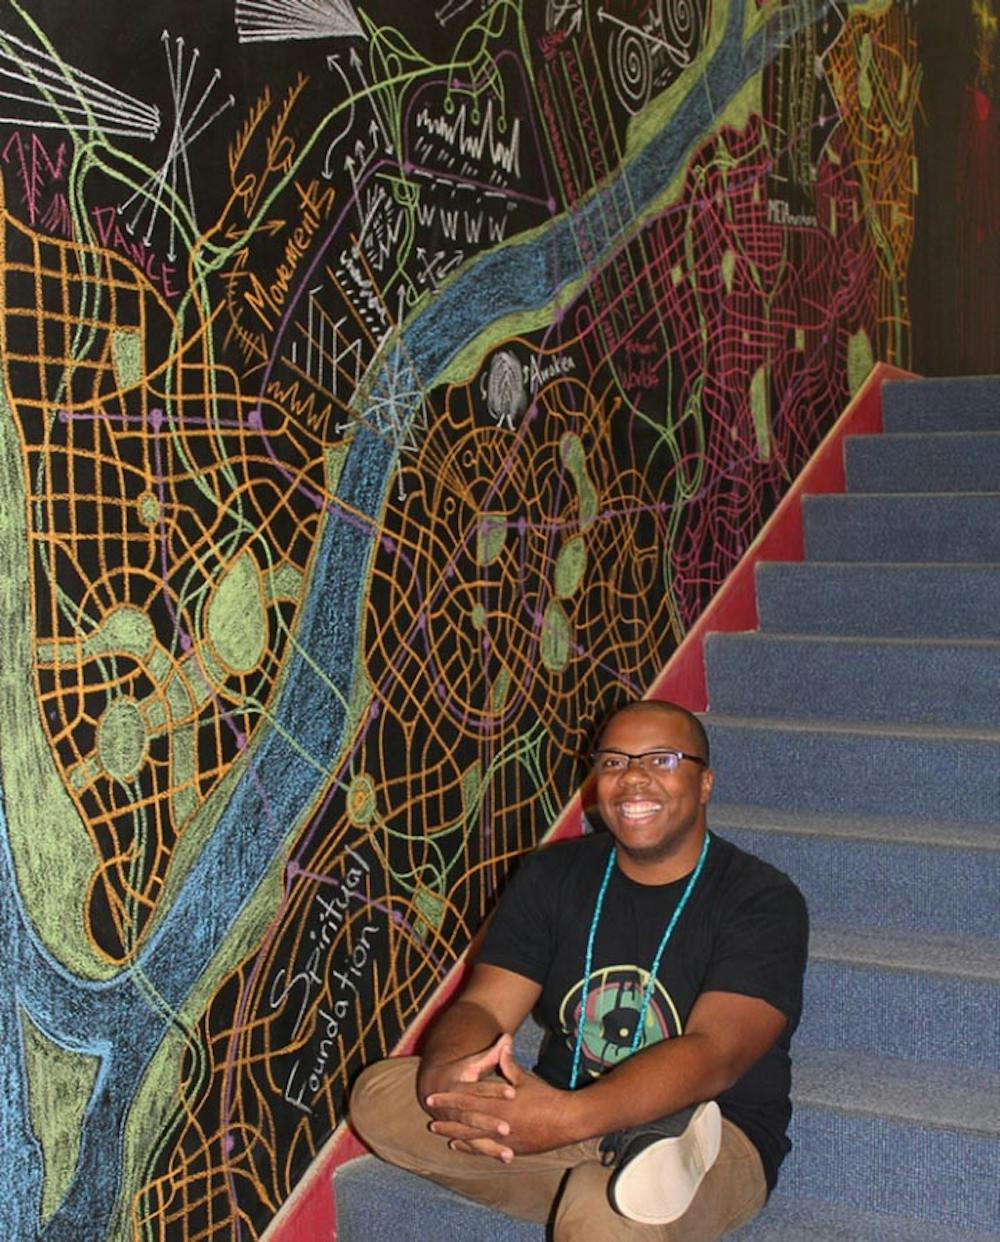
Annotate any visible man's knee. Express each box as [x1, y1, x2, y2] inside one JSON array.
[[349, 1057, 420, 1148], [553, 1158, 619, 1240]]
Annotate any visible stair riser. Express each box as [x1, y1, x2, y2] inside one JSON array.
[[710, 726, 1000, 825], [705, 634, 1000, 729], [803, 494, 1000, 563], [845, 435, 1000, 493], [798, 960, 1000, 1072], [755, 564, 1000, 640], [782, 1107, 999, 1230], [882, 378, 1000, 434], [720, 828, 1000, 938], [733, 1195, 1000, 1240], [336, 1160, 543, 1241]]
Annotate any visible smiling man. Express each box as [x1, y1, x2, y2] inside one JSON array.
[[351, 700, 809, 1240]]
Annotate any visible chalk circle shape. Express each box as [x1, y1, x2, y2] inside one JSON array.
[[663, 0, 700, 60], [609, 27, 653, 116], [97, 697, 149, 782], [136, 490, 160, 528], [347, 774, 378, 827], [207, 550, 268, 675], [99, 605, 156, 660]]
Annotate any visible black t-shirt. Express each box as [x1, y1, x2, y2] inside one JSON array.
[[478, 831, 809, 1192]]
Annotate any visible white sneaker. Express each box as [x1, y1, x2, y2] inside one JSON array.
[[601, 1101, 723, 1224]]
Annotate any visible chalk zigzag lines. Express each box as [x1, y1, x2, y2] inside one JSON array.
[[0, 28, 159, 139], [235, 0, 364, 44]]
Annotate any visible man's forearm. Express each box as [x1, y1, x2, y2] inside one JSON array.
[[558, 991, 787, 1144], [420, 999, 507, 1067], [417, 1000, 518, 1126], [417, 1031, 730, 1157], [561, 1031, 734, 1142]]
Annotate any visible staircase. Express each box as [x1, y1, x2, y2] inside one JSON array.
[[713, 374, 1000, 1239], [333, 375, 1000, 1240]]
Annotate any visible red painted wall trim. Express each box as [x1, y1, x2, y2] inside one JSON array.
[[266, 362, 913, 1241]]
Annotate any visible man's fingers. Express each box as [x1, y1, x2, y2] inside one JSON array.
[[497, 1038, 523, 1085], [448, 1137, 514, 1162], [458, 1033, 510, 1081], [425, 1081, 514, 1110], [429, 1119, 490, 1139], [429, 1109, 511, 1137]]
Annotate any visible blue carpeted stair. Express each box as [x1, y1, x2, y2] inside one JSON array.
[[709, 374, 1000, 1239], [334, 375, 1000, 1238]]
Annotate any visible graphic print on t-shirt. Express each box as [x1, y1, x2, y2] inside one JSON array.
[[558, 964, 683, 1080]]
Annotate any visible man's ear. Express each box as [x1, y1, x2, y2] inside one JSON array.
[[700, 767, 714, 805]]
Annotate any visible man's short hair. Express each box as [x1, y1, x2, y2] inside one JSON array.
[[596, 699, 710, 765]]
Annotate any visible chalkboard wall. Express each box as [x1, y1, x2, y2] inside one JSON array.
[[0, 1, 994, 1238]]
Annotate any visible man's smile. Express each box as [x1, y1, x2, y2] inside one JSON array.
[[615, 800, 663, 821]]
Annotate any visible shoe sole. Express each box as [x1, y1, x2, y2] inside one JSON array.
[[609, 1100, 723, 1225]]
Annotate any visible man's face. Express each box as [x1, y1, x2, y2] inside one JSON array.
[[594, 707, 713, 883]]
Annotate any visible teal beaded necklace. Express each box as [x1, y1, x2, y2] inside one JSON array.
[[568, 831, 711, 1090]]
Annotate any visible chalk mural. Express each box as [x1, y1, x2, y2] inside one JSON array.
[[0, 0, 989, 1237]]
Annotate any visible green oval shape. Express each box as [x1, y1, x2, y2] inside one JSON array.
[[415, 882, 445, 932], [858, 34, 873, 112], [559, 432, 598, 529], [111, 329, 143, 390], [541, 599, 572, 672], [476, 514, 507, 567], [97, 697, 148, 782], [347, 774, 377, 826], [207, 550, 267, 673], [554, 535, 587, 599], [491, 667, 512, 713], [95, 605, 156, 660], [847, 329, 874, 394], [137, 491, 160, 528], [750, 364, 772, 462], [721, 248, 736, 295]]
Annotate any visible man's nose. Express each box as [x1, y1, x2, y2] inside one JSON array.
[[621, 757, 650, 780]]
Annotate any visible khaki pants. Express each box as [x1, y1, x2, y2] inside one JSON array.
[[350, 1058, 768, 1241]]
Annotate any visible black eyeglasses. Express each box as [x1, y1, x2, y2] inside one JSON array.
[[590, 748, 708, 774]]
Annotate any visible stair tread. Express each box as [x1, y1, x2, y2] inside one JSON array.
[[760, 559, 1000, 569], [735, 1194, 1000, 1241], [710, 631, 1000, 652], [809, 490, 1000, 500], [809, 924, 1000, 983], [336, 1160, 1000, 1241], [706, 711, 1000, 744], [710, 802, 1000, 852], [850, 429, 1000, 442], [792, 1049, 1000, 1135]]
